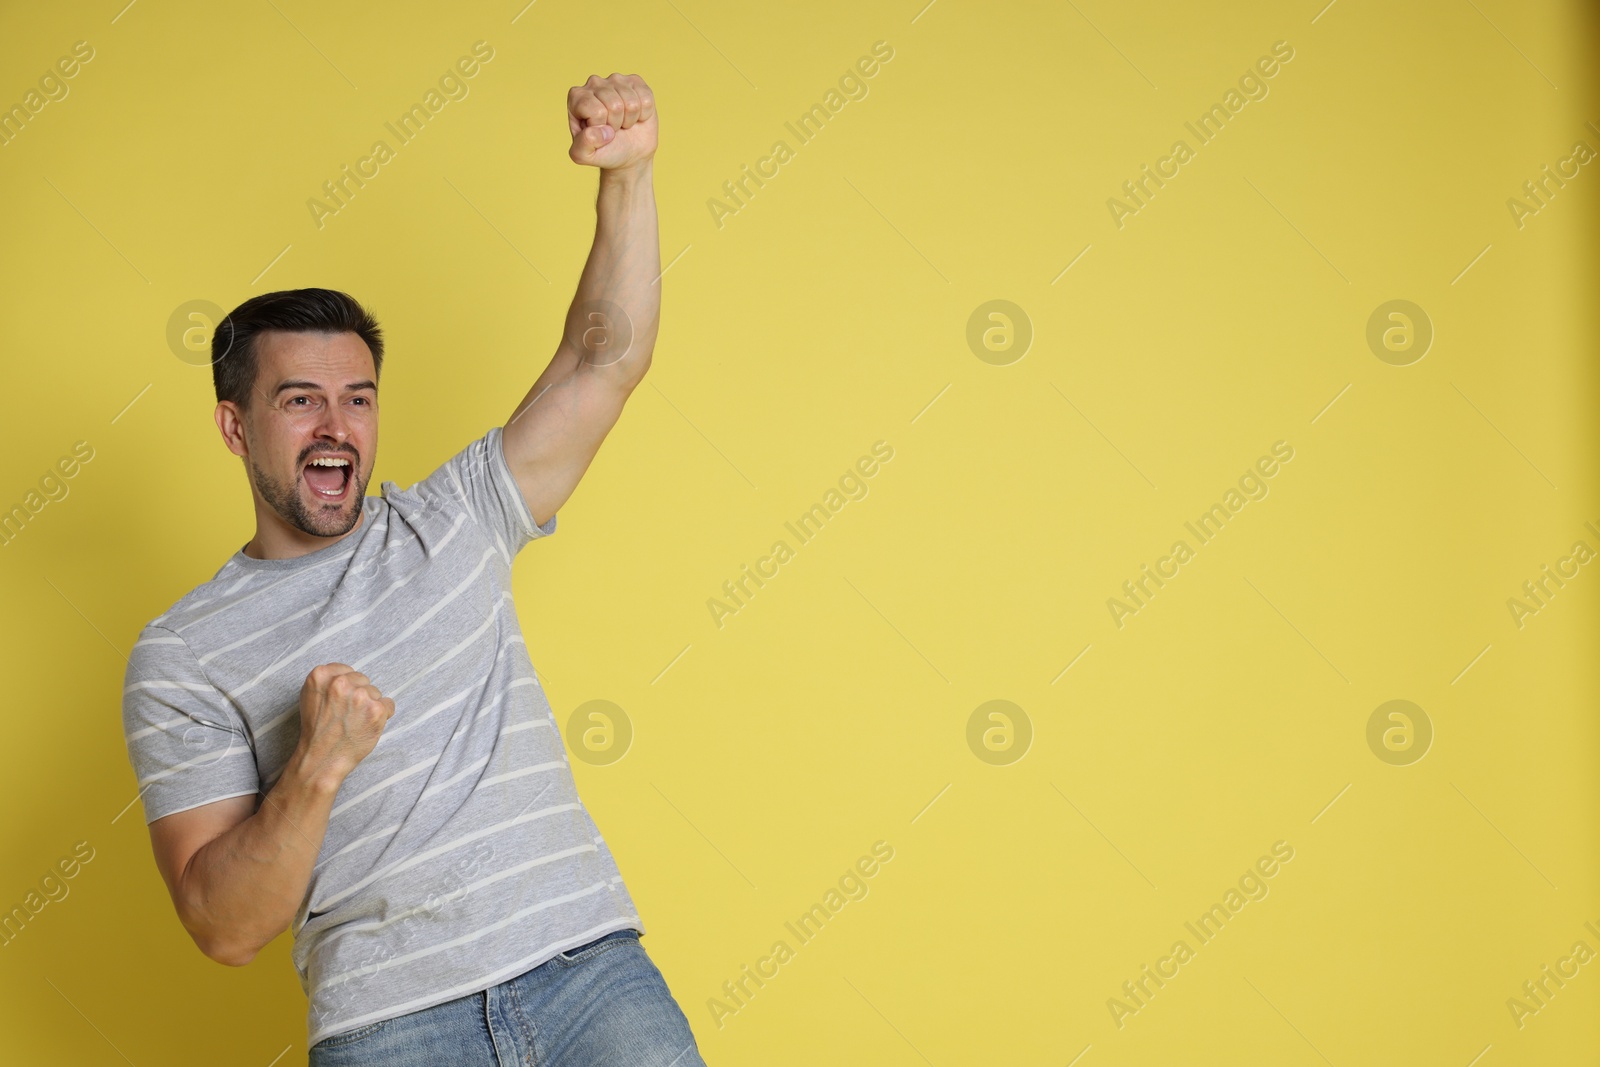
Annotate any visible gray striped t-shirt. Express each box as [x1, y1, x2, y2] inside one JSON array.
[[120, 426, 642, 1048]]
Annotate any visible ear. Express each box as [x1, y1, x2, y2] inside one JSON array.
[[215, 401, 248, 458]]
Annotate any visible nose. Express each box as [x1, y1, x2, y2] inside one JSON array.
[[312, 404, 353, 447]]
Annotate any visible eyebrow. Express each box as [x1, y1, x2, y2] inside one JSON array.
[[273, 379, 378, 396]]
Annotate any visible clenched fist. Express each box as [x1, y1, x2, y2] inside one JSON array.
[[568, 73, 657, 170], [294, 663, 396, 783]]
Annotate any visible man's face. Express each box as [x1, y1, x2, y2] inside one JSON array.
[[219, 330, 379, 539]]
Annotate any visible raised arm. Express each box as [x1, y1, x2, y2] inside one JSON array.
[[502, 73, 661, 528]]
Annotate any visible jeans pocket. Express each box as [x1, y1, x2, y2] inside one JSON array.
[[312, 1017, 391, 1052], [556, 928, 639, 964]]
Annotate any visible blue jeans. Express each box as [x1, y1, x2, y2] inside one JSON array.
[[308, 930, 707, 1066]]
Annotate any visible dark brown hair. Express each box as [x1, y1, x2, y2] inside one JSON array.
[[212, 288, 384, 408]]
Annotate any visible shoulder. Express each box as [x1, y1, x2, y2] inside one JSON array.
[[127, 622, 194, 666], [381, 428, 530, 535], [123, 619, 207, 700], [141, 554, 248, 634]]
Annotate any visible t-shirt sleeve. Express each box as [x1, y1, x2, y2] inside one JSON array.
[[122, 624, 260, 825], [409, 425, 556, 560]]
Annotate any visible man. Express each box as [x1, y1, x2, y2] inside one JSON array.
[[121, 73, 704, 1065]]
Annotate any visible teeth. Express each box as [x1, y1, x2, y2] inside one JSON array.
[[308, 458, 350, 467]]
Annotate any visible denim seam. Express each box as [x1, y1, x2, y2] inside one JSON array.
[[506, 976, 538, 1067], [316, 1018, 388, 1050], [558, 930, 637, 965]]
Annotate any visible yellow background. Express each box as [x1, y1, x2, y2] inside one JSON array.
[[1, 0, 1596, 1064]]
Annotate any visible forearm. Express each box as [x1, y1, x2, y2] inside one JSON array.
[[177, 747, 340, 965], [556, 162, 660, 388], [500, 73, 660, 510]]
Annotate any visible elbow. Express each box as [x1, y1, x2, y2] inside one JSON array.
[[184, 913, 260, 967], [169, 847, 269, 968], [198, 932, 258, 967]]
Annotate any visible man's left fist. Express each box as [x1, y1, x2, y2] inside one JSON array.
[[568, 73, 657, 170]]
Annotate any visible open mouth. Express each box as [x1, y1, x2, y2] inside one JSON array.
[[302, 454, 354, 503]]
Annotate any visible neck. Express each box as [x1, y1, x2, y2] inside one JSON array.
[[243, 503, 365, 560]]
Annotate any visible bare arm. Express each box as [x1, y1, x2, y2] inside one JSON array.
[[150, 751, 337, 965], [147, 664, 394, 966], [502, 73, 661, 527]]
